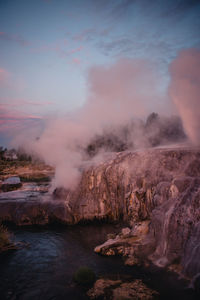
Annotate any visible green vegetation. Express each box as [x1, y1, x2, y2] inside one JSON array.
[[73, 266, 96, 286]]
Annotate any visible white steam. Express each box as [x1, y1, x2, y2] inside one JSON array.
[[15, 52, 199, 190], [169, 49, 200, 145]]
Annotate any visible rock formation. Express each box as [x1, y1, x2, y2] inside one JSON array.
[[87, 278, 159, 299], [0, 147, 200, 285]]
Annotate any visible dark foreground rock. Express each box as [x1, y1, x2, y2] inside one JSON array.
[[0, 147, 200, 284], [87, 278, 159, 300]]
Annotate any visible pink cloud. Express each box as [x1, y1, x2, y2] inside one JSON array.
[[0, 107, 43, 136]]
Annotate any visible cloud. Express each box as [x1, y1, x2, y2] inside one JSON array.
[[169, 48, 200, 145], [0, 31, 30, 46]]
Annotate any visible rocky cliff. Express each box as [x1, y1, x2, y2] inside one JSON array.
[[0, 147, 200, 284]]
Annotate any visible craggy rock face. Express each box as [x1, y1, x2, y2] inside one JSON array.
[[0, 147, 200, 282], [66, 148, 200, 282], [66, 148, 200, 225]]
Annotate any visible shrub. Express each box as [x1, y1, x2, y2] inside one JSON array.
[[73, 266, 96, 286]]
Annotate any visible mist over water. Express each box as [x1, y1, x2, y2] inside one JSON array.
[[15, 50, 200, 189]]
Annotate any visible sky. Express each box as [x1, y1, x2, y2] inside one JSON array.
[[0, 0, 200, 147]]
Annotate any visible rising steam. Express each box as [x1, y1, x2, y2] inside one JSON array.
[[169, 49, 200, 145], [15, 52, 200, 190]]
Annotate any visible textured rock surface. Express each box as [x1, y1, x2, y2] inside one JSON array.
[[71, 147, 200, 282], [0, 147, 200, 282], [94, 221, 150, 265], [0, 183, 73, 225], [87, 279, 122, 299], [87, 278, 159, 300]]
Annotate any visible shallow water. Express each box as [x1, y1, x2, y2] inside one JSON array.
[[0, 223, 197, 300]]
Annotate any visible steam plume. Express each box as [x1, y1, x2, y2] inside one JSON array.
[[169, 49, 200, 145], [16, 57, 187, 189]]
